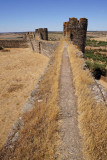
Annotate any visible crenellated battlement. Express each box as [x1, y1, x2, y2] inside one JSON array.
[[35, 28, 48, 40], [25, 28, 48, 41], [63, 17, 88, 52], [0, 28, 49, 49]]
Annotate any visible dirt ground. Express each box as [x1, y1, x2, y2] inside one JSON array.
[[85, 46, 107, 55], [48, 32, 63, 41], [86, 46, 107, 50], [59, 43, 83, 159], [0, 33, 24, 40], [87, 31, 107, 41], [0, 48, 49, 148]]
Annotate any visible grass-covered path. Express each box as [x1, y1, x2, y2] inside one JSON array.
[[59, 42, 84, 159]]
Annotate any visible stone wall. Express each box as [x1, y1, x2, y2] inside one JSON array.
[[0, 39, 28, 48], [0, 28, 56, 58], [25, 32, 35, 39], [0, 27, 49, 49], [35, 28, 48, 40], [63, 17, 88, 53], [31, 40, 58, 58], [0, 38, 57, 58]]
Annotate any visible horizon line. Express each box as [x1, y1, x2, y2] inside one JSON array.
[[0, 30, 107, 33]]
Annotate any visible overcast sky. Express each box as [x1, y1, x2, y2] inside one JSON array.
[[0, 0, 107, 32]]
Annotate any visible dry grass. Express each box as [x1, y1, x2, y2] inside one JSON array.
[[0, 48, 49, 149], [85, 46, 107, 52], [1, 41, 64, 159], [0, 33, 24, 40], [92, 37, 107, 42], [87, 31, 107, 42], [67, 42, 107, 160], [48, 32, 63, 41], [99, 80, 107, 91]]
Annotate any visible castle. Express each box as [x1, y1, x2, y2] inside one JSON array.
[[35, 28, 48, 40], [0, 28, 48, 48], [63, 17, 88, 53], [0, 18, 88, 53], [25, 28, 48, 40]]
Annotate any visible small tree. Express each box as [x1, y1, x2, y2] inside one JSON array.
[[0, 46, 3, 50]]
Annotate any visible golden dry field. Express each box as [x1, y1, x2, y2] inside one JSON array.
[[86, 31, 107, 51], [0, 33, 24, 40], [0, 48, 49, 148], [48, 32, 63, 41], [0, 40, 64, 160], [87, 31, 107, 42]]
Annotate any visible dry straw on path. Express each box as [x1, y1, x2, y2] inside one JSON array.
[[68, 42, 107, 160]]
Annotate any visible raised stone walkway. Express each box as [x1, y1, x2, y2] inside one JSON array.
[[59, 43, 84, 160]]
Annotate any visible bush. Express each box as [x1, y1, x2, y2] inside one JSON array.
[[84, 49, 107, 64], [97, 41, 107, 46], [85, 60, 93, 70], [86, 60, 106, 76], [86, 39, 107, 47], [0, 46, 3, 50]]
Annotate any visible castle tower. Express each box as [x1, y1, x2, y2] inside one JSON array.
[[63, 17, 88, 53], [35, 28, 48, 40], [63, 22, 67, 36]]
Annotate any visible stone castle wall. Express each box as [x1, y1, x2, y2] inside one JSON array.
[[63, 17, 88, 53], [31, 40, 58, 58], [26, 32, 35, 39], [0, 28, 57, 58], [35, 28, 48, 40], [0, 28, 48, 48], [0, 39, 28, 48]]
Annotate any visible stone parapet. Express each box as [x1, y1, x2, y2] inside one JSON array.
[[63, 17, 88, 53], [0, 39, 28, 48], [35, 28, 48, 40]]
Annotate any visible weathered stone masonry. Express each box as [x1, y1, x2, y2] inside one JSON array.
[[35, 28, 48, 40], [0, 28, 58, 58], [0, 28, 48, 48], [25, 28, 48, 41], [0, 39, 28, 48], [63, 17, 88, 53]]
